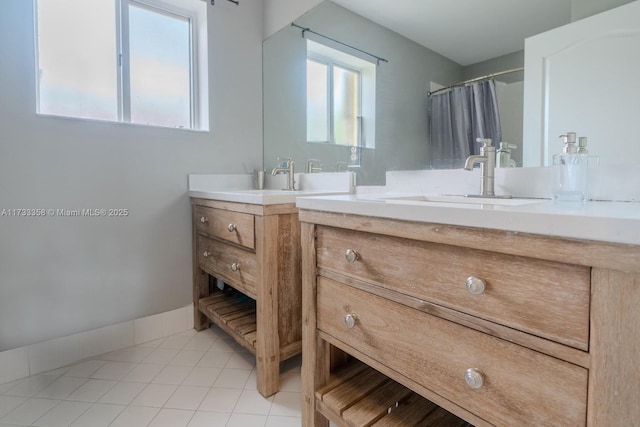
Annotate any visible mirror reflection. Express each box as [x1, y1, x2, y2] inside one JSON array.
[[263, 0, 635, 185]]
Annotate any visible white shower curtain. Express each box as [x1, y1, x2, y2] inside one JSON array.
[[430, 79, 502, 169]]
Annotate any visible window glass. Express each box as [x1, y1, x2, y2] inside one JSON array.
[[36, 0, 118, 120], [129, 3, 191, 128], [306, 59, 328, 142], [333, 65, 359, 146]]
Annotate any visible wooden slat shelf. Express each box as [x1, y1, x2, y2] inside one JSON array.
[[316, 362, 473, 427], [198, 289, 257, 354]]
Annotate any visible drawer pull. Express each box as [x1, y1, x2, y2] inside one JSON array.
[[464, 368, 485, 389], [227, 223, 237, 232], [230, 262, 240, 272], [345, 249, 360, 263], [344, 313, 357, 329], [200, 216, 208, 224], [466, 276, 486, 295], [202, 250, 211, 258]]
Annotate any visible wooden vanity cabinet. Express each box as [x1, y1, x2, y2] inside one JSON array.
[[192, 197, 302, 397], [300, 210, 640, 426]]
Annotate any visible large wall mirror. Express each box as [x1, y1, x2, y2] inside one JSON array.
[[263, 0, 637, 185]]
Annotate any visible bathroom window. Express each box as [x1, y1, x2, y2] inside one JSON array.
[[35, 0, 208, 130], [306, 40, 376, 148]]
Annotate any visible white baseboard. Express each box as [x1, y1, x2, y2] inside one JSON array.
[[0, 305, 194, 385]]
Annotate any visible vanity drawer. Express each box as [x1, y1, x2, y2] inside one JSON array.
[[316, 226, 590, 350], [194, 205, 255, 250], [316, 277, 588, 427], [197, 235, 257, 299]]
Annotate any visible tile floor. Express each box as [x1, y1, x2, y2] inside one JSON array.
[[0, 327, 302, 426]]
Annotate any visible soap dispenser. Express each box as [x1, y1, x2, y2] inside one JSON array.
[[496, 142, 518, 168], [552, 132, 588, 202]]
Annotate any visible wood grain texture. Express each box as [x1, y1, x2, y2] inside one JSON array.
[[299, 210, 640, 274], [191, 199, 303, 398], [301, 222, 330, 427], [588, 269, 640, 426], [192, 204, 210, 331], [316, 277, 588, 427], [317, 225, 591, 349], [194, 205, 255, 249]]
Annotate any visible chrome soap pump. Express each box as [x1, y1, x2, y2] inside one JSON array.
[[552, 132, 589, 202]]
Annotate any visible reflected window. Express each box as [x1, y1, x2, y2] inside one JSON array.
[[35, 0, 207, 130], [306, 40, 375, 148]]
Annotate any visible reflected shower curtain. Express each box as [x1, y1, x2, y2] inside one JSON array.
[[430, 79, 502, 169]]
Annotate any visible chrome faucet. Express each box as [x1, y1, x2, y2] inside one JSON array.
[[305, 159, 323, 174], [464, 138, 497, 197], [271, 157, 296, 191]]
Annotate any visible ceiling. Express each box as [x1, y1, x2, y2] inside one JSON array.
[[330, 0, 572, 66]]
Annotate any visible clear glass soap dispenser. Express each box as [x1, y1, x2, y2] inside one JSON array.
[[552, 132, 588, 202]]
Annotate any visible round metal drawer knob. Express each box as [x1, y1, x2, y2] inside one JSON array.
[[230, 262, 240, 272], [227, 223, 237, 232], [345, 249, 360, 263], [464, 368, 485, 389], [200, 216, 208, 224], [202, 251, 211, 258], [344, 313, 357, 329], [466, 276, 486, 295]]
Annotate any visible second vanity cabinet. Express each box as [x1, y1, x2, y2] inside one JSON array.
[[300, 209, 640, 426], [192, 197, 302, 397]]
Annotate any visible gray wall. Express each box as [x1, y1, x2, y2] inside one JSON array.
[[571, 0, 635, 21], [0, 0, 263, 352], [263, 1, 463, 185]]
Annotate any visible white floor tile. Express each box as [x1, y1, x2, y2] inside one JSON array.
[[109, 405, 160, 427], [186, 410, 230, 427], [65, 379, 117, 402], [232, 389, 273, 415], [226, 413, 267, 427], [143, 348, 180, 365], [265, 415, 302, 427], [63, 360, 107, 379], [0, 397, 60, 425], [224, 352, 255, 370], [35, 377, 87, 399], [69, 402, 125, 427], [181, 367, 221, 387], [130, 384, 178, 408], [169, 350, 206, 367], [121, 363, 164, 383], [98, 382, 146, 405], [100, 346, 155, 363], [31, 400, 91, 427], [279, 370, 302, 392], [163, 386, 209, 411], [196, 351, 232, 368], [90, 362, 136, 381], [4, 375, 58, 397], [269, 391, 302, 417], [0, 328, 304, 427], [151, 365, 192, 385], [198, 388, 242, 412], [148, 408, 194, 427], [159, 335, 191, 350], [212, 369, 251, 389], [0, 395, 27, 418]]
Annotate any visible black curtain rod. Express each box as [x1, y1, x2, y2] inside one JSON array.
[[210, 0, 238, 5], [291, 22, 388, 65]]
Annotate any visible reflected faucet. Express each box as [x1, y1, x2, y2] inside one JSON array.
[[464, 138, 496, 197], [271, 157, 296, 191], [305, 159, 323, 174]]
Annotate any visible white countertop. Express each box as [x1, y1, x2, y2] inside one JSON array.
[[188, 189, 352, 205], [296, 193, 640, 245]]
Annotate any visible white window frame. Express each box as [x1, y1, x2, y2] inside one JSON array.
[[34, 0, 207, 131], [306, 39, 376, 148]]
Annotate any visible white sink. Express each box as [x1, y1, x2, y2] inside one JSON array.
[[381, 195, 541, 206]]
